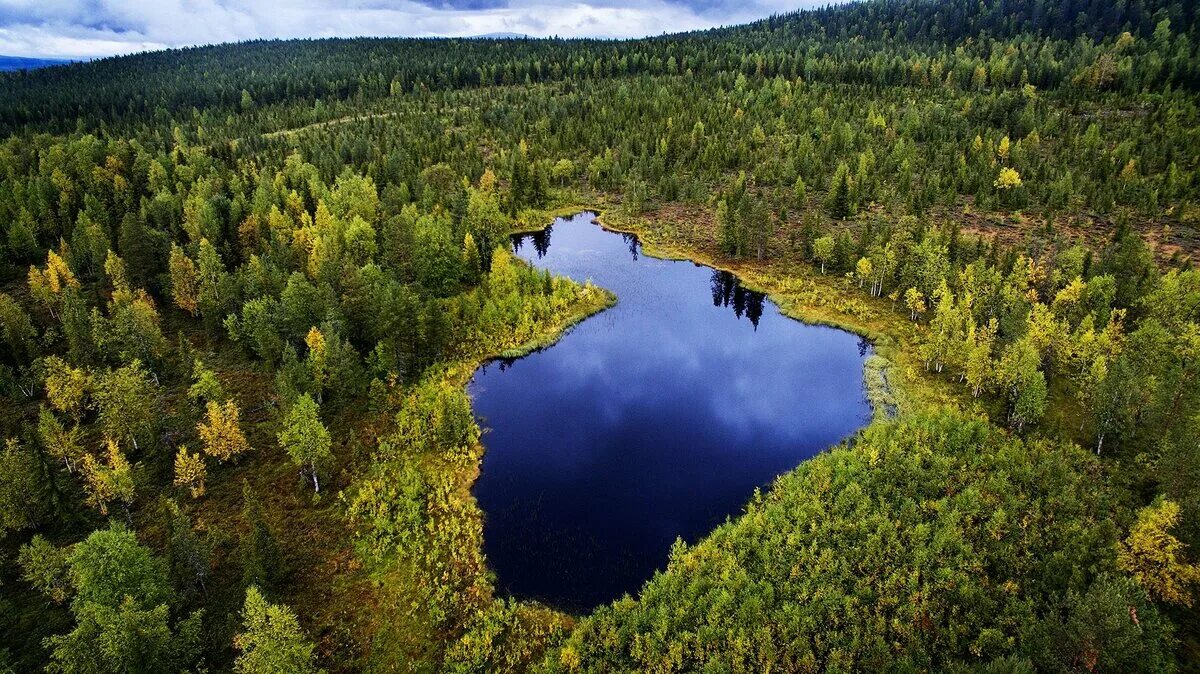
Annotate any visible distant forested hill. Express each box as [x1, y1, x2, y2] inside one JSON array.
[[0, 0, 1196, 135], [0, 55, 71, 72]]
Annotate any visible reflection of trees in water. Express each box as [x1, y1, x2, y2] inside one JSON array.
[[709, 270, 765, 329], [532, 227, 552, 258], [509, 225, 553, 258], [746, 292, 764, 328], [710, 269, 733, 307], [621, 232, 639, 260], [858, 336, 871, 357]]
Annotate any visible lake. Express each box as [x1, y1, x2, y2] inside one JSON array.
[[469, 211, 872, 612]]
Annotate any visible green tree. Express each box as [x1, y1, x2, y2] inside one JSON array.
[[0, 293, 37, 365], [43, 355, 88, 421], [999, 340, 1047, 431], [65, 522, 167, 607], [234, 586, 324, 674], [168, 244, 199, 316], [330, 171, 380, 224], [551, 159, 575, 186], [922, 281, 964, 373], [715, 199, 738, 257], [622, 173, 648, 216], [47, 523, 202, 674], [18, 535, 71, 604], [59, 287, 95, 364], [746, 198, 773, 260], [304, 327, 329, 403], [343, 217, 377, 265], [1047, 575, 1175, 673], [964, 318, 997, 397], [93, 361, 158, 451], [38, 406, 84, 474], [826, 163, 853, 219], [812, 235, 835, 274], [81, 438, 135, 517], [196, 238, 234, 328], [904, 286, 925, 320], [187, 358, 226, 404], [420, 163, 460, 211], [0, 438, 47, 537], [1118, 498, 1200, 607], [116, 212, 162, 289], [239, 481, 282, 592], [162, 499, 209, 603], [91, 283, 168, 367], [413, 211, 462, 297], [464, 179, 508, 268], [792, 175, 807, 205], [278, 394, 331, 492], [227, 297, 285, 365], [6, 207, 39, 261]]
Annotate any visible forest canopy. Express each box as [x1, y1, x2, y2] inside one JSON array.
[[1, 0, 1199, 671]]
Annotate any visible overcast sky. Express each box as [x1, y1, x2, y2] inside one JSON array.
[[0, 0, 832, 60]]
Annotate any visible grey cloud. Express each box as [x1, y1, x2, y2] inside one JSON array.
[[0, 0, 832, 59]]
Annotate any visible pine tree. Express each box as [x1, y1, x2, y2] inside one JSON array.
[[239, 481, 281, 592], [715, 199, 738, 257], [234, 586, 324, 674], [793, 175, 807, 206], [0, 292, 37, 364], [0, 438, 47, 536], [18, 535, 71, 604], [162, 499, 209, 602], [1118, 499, 1200, 607], [826, 163, 853, 220]]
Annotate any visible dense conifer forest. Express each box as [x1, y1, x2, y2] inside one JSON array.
[[1, 0, 1199, 670]]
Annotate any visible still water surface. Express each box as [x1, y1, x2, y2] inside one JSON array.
[[470, 212, 871, 611]]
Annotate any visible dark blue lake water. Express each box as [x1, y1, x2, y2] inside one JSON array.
[[469, 212, 872, 612]]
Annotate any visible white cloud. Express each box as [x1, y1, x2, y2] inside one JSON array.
[[0, 0, 829, 59]]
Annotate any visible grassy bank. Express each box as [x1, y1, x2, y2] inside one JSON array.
[[339, 239, 616, 671], [567, 202, 970, 420]]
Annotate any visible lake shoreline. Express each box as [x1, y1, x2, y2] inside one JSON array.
[[471, 210, 874, 610], [520, 206, 907, 420]]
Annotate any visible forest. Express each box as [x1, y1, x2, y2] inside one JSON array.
[[0, 0, 1199, 670]]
